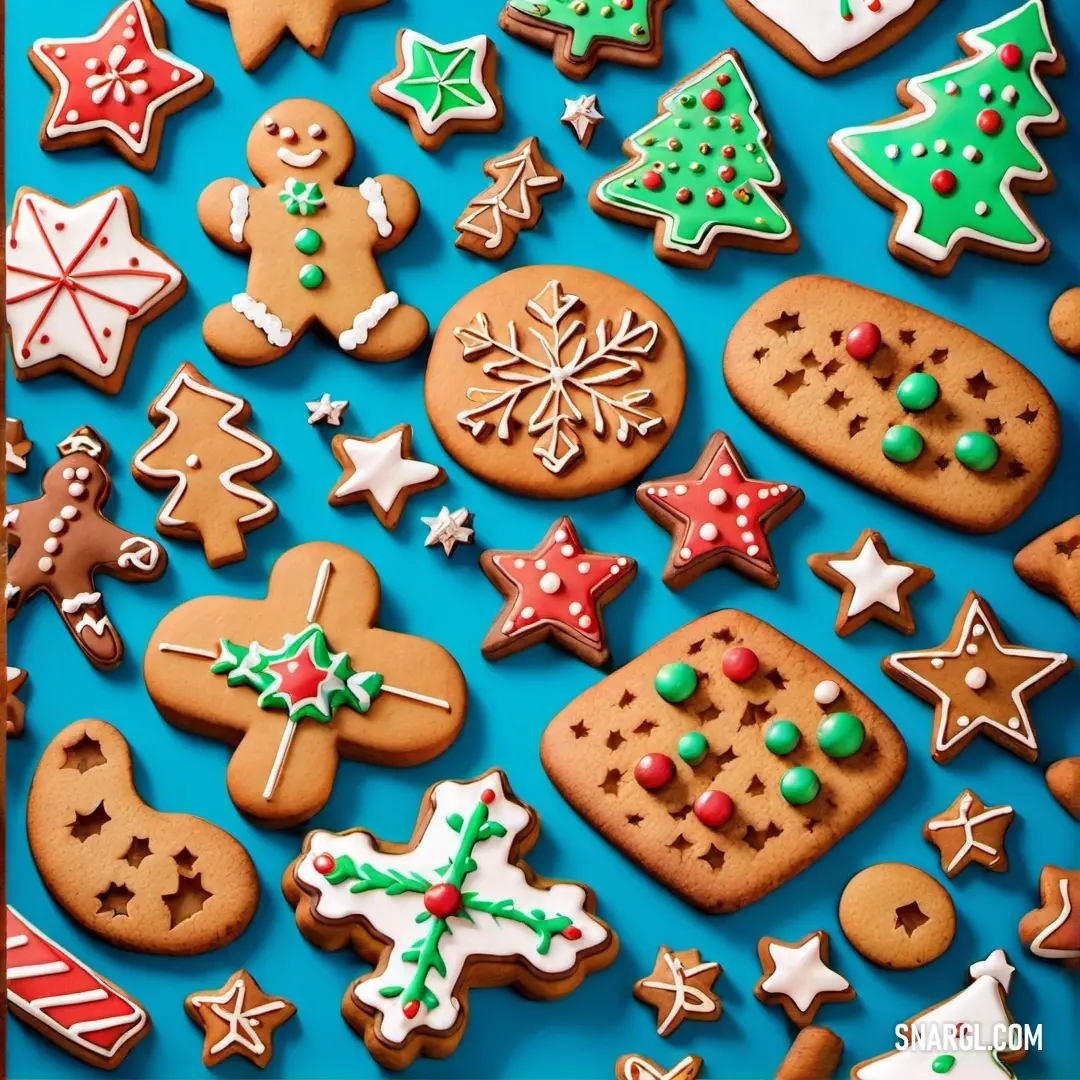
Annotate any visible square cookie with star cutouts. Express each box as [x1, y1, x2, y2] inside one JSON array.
[[541, 611, 906, 912]]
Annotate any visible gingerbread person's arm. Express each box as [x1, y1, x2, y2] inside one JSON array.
[[197, 178, 253, 253], [95, 520, 167, 582], [357, 175, 420, 255]]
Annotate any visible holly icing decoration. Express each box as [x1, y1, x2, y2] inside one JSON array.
[[592, 50, 796, 267], [279, 178, 324, 216], [830, 0, 1064, 272], [287, 772, 614, 1068]]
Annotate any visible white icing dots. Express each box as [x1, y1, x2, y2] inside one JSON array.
[[975, 202, 989, 217], [657, 487, 668, 497], [746, 544, 759, 557], [1002, 86, 1018, 104], [1007, 718, 1020, 730], [513, 558, 525, 569], [62, 468, 75, 480], [186, 454, 200, 467], [68, 482, 86, 498], [577, 561, 591, 574], [539, 572, 562, 595], [736, 494, 750, 509], [966, 643, 979, 655], [43, 538, 60, 554], [569, 602, 583, 616], [616, 557, 628, 567], [60, 505, 78, 520], [740, 531, 754, 543], [965, 667, 988, 690], [718, 464, 733, 477], [931, 658, 945, 669], [129, 122, 141, 135], [521, 607, 535, 620], [54, 47, 66, 58], [66, 109, 79, 122], [944, 80, 959, 95], [535, 559, 547, 571], [308, 124, 324, 137], [979, 84, 993, 101], [48, 518, 64, 534], [123, 27, 136, 40], [736, 515, 748, 527], [578, 615, 592, 630], [560, 544, 574, 557], [934, 139, 949, 154], [708, 488, 727, 506], [958, 715, 970, 727], [699, 523, 718, 542], [171, 69, 181, 82], [554, 528, 567, 543], [674, 484, 687, 495], [38, 557, 54, 573], [963, 145, 982, 162], [679, 546, 692, 561], [814, 680, 841, 706], [757, 489, 769, 499], [972, 624, 985, 637], [76, 468, 90, 480], [885, 144, 900, 159], [912, 143, 927, 157]]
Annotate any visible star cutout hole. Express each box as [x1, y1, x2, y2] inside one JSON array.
[[163, 871, 213, 929], [62, 734, 108, 773], [894, 901, 930, 937], [122, 836, 153, 869], [96, 882, 134, 917], [70, 801, 111, 842]]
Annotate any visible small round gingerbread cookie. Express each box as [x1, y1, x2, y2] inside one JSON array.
[[425, 265, 686, 499], [1049, 287, 1080, 356], [839, 862, 955, 970]]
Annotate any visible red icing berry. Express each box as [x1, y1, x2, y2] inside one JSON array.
[[845, 321, 882, 361], [722, 646, 758, 682], [403, 1000, 420, 1019], [701, 88, 724, 111], [100, 236, 108, 246], [424, 883, 463, 919], [128, 257, 140, 267], [719, 165, 736, 183], [562, 926, 583, 940], [642, 170, 663, 191], [313, 852, 336, 876], [634, 753, 675, 790], [676, 187, 692, 204], [721, 145, 736, 159], [716, 73, 730, 86], [694, 789, 734, 828], [54, 223, 65, 232], [998, 43, 1022, 69], [103, 328, 112, 338], [616, 0, 632, 7], [706, 188, 725, 207], [20, 347, 30, 359], [977, 108, 1003, 135], [931, 168, 957, 195], [480, 788, 496, 804], [40, 335, 50, 345]]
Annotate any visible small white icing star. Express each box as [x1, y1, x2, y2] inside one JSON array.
[[421, 506, 474, 556], [561, 94, 604, 147], [306, 393, 348, 426]]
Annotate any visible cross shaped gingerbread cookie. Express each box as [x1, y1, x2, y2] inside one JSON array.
[[145, 541, 467, 827], [7, 426, 166, 669]]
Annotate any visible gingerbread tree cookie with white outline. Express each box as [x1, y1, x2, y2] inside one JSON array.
[[146, 542, 467, 828], [132, 362, 279, 568], [284, 769, 617, 1069]]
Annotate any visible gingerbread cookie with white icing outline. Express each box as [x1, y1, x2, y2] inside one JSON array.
[[30, 0, 212, 172], [754, 930, 854, 1026], [722, 0, 942, 79], [924, 789, 1014, 876], [198, 99, 427, 367], [6, 186, 184, 394], [145, 541, 467, 828], [132, 362, 279, 568], [1018, 866, 1080, 968], [283, 769, 618, 1069], [632, 946, 722, 1036]]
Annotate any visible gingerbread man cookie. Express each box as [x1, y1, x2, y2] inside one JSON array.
[[197, 99, 427, 367], [284, 769, 617, 1069], [145, 542, 467, 828], [6, 427, 166, 670]]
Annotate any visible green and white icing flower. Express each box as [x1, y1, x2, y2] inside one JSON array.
[[279, 178, 325, 216], [831, 0, 1062, 264], [296, 772, 608, 1045]]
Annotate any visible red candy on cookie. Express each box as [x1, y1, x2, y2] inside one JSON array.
[[722, 646, 758, 682], [845, 321, 881, 361], [635, 753, 676, 791]]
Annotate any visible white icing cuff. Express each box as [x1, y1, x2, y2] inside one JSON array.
[[359, 178, 393, 238], [231, 293, 293, 348], [228, 185, 249, 244], [339, 292, 399, 352]]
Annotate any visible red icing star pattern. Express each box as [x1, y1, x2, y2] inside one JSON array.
[[481, 517, 636, 667], [636, 431, 803, 590], [31, 0, 209, 166]]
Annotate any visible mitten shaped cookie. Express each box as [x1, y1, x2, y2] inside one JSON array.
[[198, 99, 427, 367], [6, 426, 166, 669]]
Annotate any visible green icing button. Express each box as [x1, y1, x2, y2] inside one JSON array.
[[295, 228, 321, 256], [655, 662, 698, 703], [817, 712, 865, 758], [931, 1055, 955, 1075], [955, 431, 999, 472], [882, 423, 924, 463], [896, 372, 940, 412], [764, 719, 801, 756], [298, 263, 324, 290], [779, 766, 820, 805], [677, 731, 709, 766]]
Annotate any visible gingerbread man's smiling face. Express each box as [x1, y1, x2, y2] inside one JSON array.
[[246, 99, 355, 186]]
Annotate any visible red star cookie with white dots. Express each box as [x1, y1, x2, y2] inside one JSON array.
[[636, 431, 803, 590], [30, 0, 212, 172], [480, 517, 636, 667]]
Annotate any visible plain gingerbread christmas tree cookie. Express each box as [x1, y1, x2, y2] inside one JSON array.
[[283, 769, 618, 1069], [830, 0, 1066, 276], [198, 99, 427, 367], [590, 49, 798, 268]]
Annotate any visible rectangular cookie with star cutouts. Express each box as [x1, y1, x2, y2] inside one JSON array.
[[724, 275, 1059, 533], [541, 610, 906, 913]]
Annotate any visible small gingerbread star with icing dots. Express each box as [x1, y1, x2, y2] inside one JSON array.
[[884, 591, 1073, 764], [637, 430, 802, 591], [480, 517, 636, 667]]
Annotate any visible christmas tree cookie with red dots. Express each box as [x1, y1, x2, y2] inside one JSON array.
[[830, 0, 1066, 276], [145, 542, 467, 828], [636, 431, 803, 591], [499, 0, 673, 80], [30, 0, 212, 172], [283, 769, 618, 1069], [590, 50, 798, 269], [724, 276, 1060, 533], [480, 516, 636, 667], [541, 610, 906, 912]]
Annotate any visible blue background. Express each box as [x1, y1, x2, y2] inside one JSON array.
[[5, 0, 1079, 1077]]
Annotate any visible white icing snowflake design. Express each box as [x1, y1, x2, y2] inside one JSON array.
[[453, 280, 664, 475]]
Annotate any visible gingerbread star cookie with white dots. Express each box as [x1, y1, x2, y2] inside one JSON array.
[[480, 516, 636, 667], [884, 590, 1072, 764]]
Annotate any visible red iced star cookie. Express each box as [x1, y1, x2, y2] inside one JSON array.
[[30, 0, 212, 172], [636, 431, 803, 590], [481, 517, 636, 667]]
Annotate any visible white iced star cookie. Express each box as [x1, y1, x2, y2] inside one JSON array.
[[561, 93, 604, 149], [754, 930, 854, 1026], [306, 392, 348, 426], [809, 529, 933, 637], [328, 423, 445, 530], [421, 506, 473, 556]]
